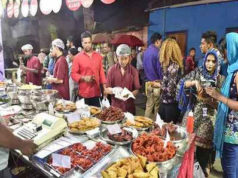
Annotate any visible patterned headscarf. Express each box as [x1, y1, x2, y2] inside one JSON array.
[[201, 49, 220, 81]]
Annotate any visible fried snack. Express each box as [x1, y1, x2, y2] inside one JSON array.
[[55, 102, 76, 112], [99, 106, 124, 122], [0, 82, 6, 87], [124, 116, 153, 128], [197, 88, 210, 101], [19, 84, 40, 90], [90, 106, 102, 115], [132, 133, 176, 162], [107, 128, 133, 142], [68, 117, 100, 132], [102, 156, 159, 178], [151, 123, 182, 141]]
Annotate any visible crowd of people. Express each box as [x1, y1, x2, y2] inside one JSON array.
[[1, 30, 238, 177]]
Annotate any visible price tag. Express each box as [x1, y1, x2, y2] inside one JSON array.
[[155, 114, 164, 128], [125, 112, 135, 124], [52, 154, 71, 169], [163, 130, 170, 148], [83, 140, 96, 150], [107, 124, 122, 135], [49, 103, 54, 115], [86, 127, 99, 136], [61, 99, 66, 108], [66, 112, 81, 124], [79, 109, 90, 118], [76, 99, 86, 109], [202, 108, 207, 117]]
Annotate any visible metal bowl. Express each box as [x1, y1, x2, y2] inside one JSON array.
[[18, 85, 41, 91], [30, 91, 49, 111], [8, 91, 18, 100], [154, 154, 177, 173], [130, 143, 177, 173], [99, 118, 125, 124], [31, 100, 48, 111], [99, 127, 138, 146], [172, 126, 188, 156], [18, 94, 31, 104], [123, 116, 153, 132], [34, 89, 58, 102], [68, 117, 101, 135], [151, 124, 188, 156]]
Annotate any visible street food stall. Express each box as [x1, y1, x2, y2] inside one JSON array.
[[0, 81, 194, 178]]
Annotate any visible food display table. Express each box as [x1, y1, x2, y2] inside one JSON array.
[[0, 84, 194, 178]]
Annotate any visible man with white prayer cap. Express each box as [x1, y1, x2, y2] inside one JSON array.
[[20, 44, 42, 85]]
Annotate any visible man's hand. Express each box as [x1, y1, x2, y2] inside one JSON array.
[[104, 87, 113, 95], [20, 65, 26, 71], [152, 82, 161, 88], [82, 76, 95, 83], [19, 140, 37, 156], [45, 78, 54, 84]]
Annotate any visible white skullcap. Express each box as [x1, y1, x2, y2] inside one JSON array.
[[21, 44, 33, 51], [116, 44, 131, 56], [52, 39, 65, 50]]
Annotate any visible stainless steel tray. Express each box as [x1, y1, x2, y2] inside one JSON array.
[[68, 117, 101, 135], [85, 146, 131, 178], [123, 116, 153, 131]]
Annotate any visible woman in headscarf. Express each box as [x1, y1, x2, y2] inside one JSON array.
[[177, 48, 223, 177], [206, 32, 238, 178], [158, 38, 184, 123]]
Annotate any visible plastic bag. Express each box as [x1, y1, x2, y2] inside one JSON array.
[[193, 162, 205, 178], [113, 87, 135, 101], [101, 98, 110, 108]]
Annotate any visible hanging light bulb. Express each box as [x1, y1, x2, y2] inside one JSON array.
[[52, 0, 62, 13], [81, 0, 94, 8], [13, 1, 20, 18], [30, 0, 38, 16], [21, 0, 29, 17], [0, 1, 3, 18], [40, 0, 52, 15], [7, 0, 14, 18], [101, 0, 116, 5], [66, 0, 81, 11]]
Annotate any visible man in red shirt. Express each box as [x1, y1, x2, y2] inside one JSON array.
[[46, 39, 69, 100], [105, 44, 140, 114], [71, 31, 106, 107], [20, 44, 42, 86]]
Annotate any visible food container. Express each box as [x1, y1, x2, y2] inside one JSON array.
[[172, 126, 188, 156], [89, 106, 102, 117], [130, 143, 176, 173], [18, 92, 31, 104], [97, 106, 125, 124], [41, 89, 58, 103], [123, 116, 153, 131], [151, 124, 188, 156], [40, 140, 114, 177], [68, 117, 101, 135], [100, 118, 125, 124], [99, 126, 138, 146], [54, 100, 77, 114], [90, 147, 131, 177], [8, 91, 18, 100], [18, 84, 41, 91]]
